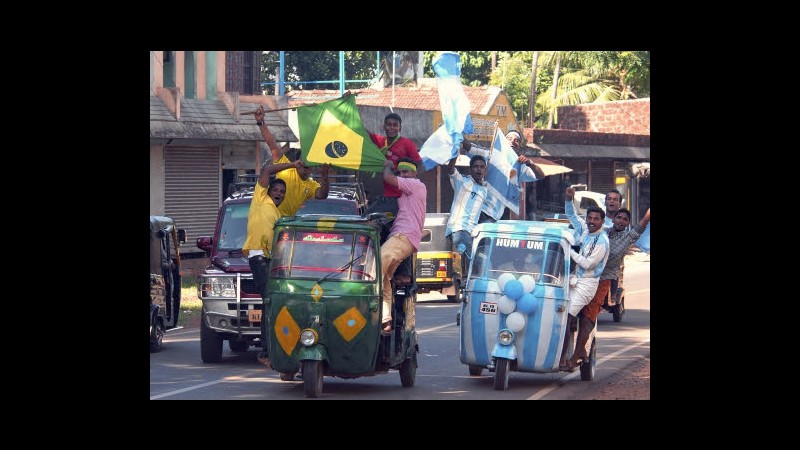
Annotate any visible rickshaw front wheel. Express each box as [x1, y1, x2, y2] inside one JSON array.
[[493, 358, 510, 390], [302, 360, 323, 398], [468, 365, 483, 376]]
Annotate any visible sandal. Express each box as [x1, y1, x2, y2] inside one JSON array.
[[381, 320, 392, 336], [566, 356, 583, 371]]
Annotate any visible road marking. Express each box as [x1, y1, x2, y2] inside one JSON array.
[[151, 379, 225, 400], [417, 323, 453, 334], [154, 323, 644, 400], [526, 338, 650, 400], [153, 322, 456, 399]]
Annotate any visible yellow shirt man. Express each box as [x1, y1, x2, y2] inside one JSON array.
[[275, 154, 321, 216], [242, 181, 283, 258]]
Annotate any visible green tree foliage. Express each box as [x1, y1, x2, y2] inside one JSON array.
[[485, 51, 650, 128], [534, 51, 650, 128], [260, 51, 380, 91], [422, 51, 493, 86], [259, 50, 649, 131]]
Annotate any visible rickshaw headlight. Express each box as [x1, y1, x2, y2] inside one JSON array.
[[498, 329, 514, 345], [300, 329, 318, 346]]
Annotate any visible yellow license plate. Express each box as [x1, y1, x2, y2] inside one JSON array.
[[248, 309, 262, 324], [436, 270, 447, 278]]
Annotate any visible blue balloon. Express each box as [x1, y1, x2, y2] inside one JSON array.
[[516, 293, 539, 314], [504, 279, 524, 300]]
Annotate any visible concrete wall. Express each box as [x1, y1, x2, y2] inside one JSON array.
[[556, 99, 650, 135], [150, 144, 165, 215], [530, 129, 650, 147]]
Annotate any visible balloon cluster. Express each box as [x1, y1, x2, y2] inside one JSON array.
[[497, 272, 541, 333]]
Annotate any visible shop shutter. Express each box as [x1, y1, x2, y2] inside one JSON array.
[[590, 160, 615, 194], [164, 147, 220, 253]]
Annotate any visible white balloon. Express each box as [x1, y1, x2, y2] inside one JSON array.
[[518, 274, 536, 293], [498, 272, 516, 291], [506, 312, 526, 333], [498, 295, 516, 314]]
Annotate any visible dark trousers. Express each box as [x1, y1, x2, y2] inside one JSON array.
[[249, 255, 271, 355]]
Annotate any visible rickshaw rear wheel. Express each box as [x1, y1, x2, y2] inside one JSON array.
[[200, 311, 223, 363], [493, 358, 510, 390], [468, 365, 483, 376], [400, 353, 417, 387], [447, 283, 460, 303], [302, 360, 323, 398], [612, 296, 625, 322], [580, 338, 597, 381], [150, 320, 164, 353]]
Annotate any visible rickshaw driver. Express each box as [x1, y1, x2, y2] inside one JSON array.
[[379, 158, 427, 335], [560, 187, 610, 371]]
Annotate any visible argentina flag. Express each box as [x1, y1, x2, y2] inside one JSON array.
[[419, 52, 474, 170], [484, 127, 523, 215]]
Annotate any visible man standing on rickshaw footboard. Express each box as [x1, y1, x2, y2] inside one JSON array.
[[379, 158, 426, 335], [561, 187, 610, 371]]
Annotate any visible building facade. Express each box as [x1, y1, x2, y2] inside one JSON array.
[[150, 51, 296, 257]]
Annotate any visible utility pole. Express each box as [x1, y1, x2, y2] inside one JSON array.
[[529, 51, 539, 128]]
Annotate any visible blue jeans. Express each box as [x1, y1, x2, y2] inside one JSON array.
[[451, 230, 473, 262]]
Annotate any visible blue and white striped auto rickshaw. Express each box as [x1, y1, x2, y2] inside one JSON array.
[[458, 220, 597, 390]]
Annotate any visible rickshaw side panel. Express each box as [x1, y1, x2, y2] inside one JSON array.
[[459, 220, 576, 375]]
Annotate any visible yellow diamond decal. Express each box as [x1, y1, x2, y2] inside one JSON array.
[[311, 283, 323, 302], [274, 306, 301, 356], [333, 306, 366, 342]]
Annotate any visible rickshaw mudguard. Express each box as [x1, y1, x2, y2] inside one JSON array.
[[491, 342, 517, 360], [296, 345, 328, 362]]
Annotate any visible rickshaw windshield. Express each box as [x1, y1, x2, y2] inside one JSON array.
[[471, 236, 566, 287], [271, 230, 377, 281], [217, 203, 249, 251]]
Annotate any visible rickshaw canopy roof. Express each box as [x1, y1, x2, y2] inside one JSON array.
[[150, 215, 176, 236], [474, 220, 576, 246], [275, 214, 380, 233]]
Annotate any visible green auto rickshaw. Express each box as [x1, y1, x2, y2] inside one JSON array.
[[264, 213, 418, 398]]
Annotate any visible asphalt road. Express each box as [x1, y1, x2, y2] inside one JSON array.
[[150, 253, 649, 400]]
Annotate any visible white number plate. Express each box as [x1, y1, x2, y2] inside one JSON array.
[[479, 302, 497, 314]]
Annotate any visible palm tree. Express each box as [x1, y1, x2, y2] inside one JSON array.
[[536, 51, 645, 129]]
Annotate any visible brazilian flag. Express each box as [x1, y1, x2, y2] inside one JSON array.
[[297, 96, 385, 172]]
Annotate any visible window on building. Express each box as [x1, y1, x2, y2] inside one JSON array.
[[226, 51, 261, 94], [163, 51, 175, 88]]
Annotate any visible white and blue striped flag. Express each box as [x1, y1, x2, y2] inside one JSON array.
[[420, 52, 474, 170], [484, 126, 523, 215]]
